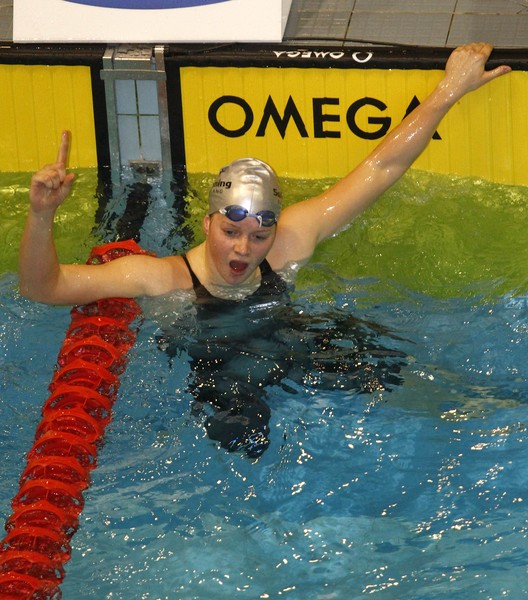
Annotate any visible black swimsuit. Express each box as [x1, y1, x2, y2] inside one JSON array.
[[181, 254, 288, 302], [169, 255, 405, 459], [179, 254, 290, 458]]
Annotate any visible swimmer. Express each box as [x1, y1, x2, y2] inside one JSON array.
[[18, 43, 510, 457], [19, 43, 510, 307]]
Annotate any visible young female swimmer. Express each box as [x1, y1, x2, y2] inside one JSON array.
[[19, 43, 510, 306]]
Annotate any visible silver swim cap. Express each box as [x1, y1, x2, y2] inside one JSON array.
[[208, 158, 282, 218]]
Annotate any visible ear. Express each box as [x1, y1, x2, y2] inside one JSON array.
[[203, 214, 211, 235]]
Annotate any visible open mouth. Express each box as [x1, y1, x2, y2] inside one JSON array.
[[229, 260, 248, 275]]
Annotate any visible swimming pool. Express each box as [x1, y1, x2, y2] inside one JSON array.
[[1, 168, 528, 598]]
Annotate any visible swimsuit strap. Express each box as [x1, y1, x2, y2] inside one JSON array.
[[182, 254, 202, 289], [259, 259, 272, 275]]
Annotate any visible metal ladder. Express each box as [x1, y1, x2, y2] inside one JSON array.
[[101, 45, 172, 176]]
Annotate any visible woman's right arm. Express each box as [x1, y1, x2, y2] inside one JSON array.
[[18, 131, 178, 305], [19, 130, 78, 303]]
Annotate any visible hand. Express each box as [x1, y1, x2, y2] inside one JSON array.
[[29, 130, 76, 213], [441, 42, 511, 99]]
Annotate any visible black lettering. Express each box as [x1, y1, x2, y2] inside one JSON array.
[[256, 95, 308, 139], [313, 98, 341, 138], [346, 97, 391, 140], [208, 94, 435, 143], [208, 95, 253, 138], [212, 180, 232, 189]]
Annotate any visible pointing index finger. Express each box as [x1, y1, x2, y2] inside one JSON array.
[[56, 130, 71, 166]]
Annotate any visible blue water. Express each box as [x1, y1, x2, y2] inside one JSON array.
[[1, 170, 528, 598]]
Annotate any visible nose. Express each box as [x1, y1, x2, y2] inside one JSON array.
[[234, 235, 250, 256]]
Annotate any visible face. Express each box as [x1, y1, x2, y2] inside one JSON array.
[[203, 213, 276, 285]]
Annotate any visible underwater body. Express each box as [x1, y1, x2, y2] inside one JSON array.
[[155, 283, 407, 457]]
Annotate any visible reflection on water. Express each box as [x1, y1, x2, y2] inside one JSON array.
[[0, 167, 528, 598]]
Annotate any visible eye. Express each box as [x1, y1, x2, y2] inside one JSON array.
[[222, 227, 238, 237], [252, 232, 272, 242]]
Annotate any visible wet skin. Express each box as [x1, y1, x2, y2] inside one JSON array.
[[202, 213, 276, 287]]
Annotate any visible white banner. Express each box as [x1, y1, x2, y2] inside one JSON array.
[[14, 0, 293, 43]]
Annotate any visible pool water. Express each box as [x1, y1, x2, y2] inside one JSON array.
[[1, 168, 528, 598]]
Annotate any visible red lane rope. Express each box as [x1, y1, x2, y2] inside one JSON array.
[[1, 240, 148, 599]]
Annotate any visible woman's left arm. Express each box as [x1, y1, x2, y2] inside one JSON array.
[[272, 43, 511, 265]]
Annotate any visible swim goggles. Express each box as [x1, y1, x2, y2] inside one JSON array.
[[218, 205, 277, 227]]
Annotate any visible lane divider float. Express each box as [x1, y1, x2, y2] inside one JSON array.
[[0, 240, 148, 599]]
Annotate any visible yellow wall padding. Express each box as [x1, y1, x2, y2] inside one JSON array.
[[180, 66, 528, 186], [0, 64, 97, 172]]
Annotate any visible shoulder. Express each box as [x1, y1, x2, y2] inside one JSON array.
[[155, 254, 194, 294], [109, 253, 193, 296], [266, 203, 320, 270]]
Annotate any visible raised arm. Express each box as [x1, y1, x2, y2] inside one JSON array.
[[271, 43, 511, 265], [18, 131, 179, 305], [19, 130, 77, 303]]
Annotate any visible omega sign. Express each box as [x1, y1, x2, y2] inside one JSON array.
[[272, 50, 373, 63], [208, 94, 439, 141]]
